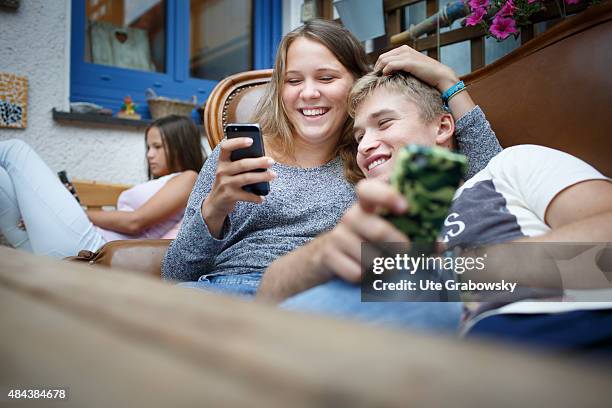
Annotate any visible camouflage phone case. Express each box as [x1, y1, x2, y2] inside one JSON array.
[[385, 144, 467, 243]]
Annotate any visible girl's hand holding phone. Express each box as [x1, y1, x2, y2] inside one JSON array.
[[202, 137, 277, 238]]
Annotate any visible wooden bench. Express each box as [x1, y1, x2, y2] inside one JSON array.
[[1, 246, 611, 407], [72, 179, 131, 210]]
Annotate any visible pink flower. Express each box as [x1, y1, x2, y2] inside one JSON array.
[[565, 0, 581, 4], [498, 0, 516, 17], [468, 0, 490, 10], [466, 7, 487, 26], [490, 15, 518, 40], [528, 0, 539, 3]]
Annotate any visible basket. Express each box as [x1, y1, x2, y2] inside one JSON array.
[[147, 97, 197, 120]]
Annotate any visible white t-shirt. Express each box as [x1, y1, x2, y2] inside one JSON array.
[[439, 144, 611, 318]]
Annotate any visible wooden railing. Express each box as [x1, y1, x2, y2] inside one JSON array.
[[315, 0, 594, 71]]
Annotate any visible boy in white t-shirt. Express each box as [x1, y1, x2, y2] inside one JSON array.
[[258, 46, 612, 353]]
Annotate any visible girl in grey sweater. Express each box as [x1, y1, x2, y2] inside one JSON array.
[[162, 24, 501, 296]]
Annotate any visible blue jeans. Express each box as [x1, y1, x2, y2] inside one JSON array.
[[177, 272, 262, 297], [0, 139, 106, 257], [281, 278, 462, 333], [466, 309, 612, 359]]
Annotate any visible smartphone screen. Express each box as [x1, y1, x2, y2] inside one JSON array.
[[225, 123, 270, 196]]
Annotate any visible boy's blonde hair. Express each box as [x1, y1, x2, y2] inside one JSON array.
[[348, 71, 446, 121]]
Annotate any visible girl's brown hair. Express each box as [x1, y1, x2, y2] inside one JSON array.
[[251, 19, 370, 183], [145, 115, 206, 180]]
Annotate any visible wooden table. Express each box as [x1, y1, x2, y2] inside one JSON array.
[[1, 246, 611, 407]]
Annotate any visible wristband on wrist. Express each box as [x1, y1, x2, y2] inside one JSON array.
[[441, 80, 466, 112]]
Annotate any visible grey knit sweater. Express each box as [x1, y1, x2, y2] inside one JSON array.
[[162, 106, 502, 281]]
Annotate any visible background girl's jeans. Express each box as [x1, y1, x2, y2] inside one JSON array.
[[0, 139, 106, 258]]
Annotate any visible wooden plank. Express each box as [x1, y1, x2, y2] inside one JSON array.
[[416, 25, 487, 51], [388, 0, 587, 57], [72, 179, 132, 208], [373, 34, 390, 53], [521, 24, 535, 44], [317, 0, 334, 20], [470, 36, 485, 71], [386, 9, 402, 36], [384, 0, 423, 13], [369, 6, 401, 58], [1, 247, 612, 407], [425, 0, 437, 21], [425, 0, 439, 60]]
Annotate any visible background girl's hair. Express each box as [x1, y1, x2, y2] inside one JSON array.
[[251, 19, 370, 183], [145, 115, 206, 179]]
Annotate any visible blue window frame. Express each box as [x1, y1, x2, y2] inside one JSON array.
[[70, 0, 281, 118]]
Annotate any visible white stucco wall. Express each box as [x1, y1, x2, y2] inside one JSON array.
[[0, 1, 149, 184]]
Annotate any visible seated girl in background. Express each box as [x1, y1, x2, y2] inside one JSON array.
[[0, 114, 205, 258]]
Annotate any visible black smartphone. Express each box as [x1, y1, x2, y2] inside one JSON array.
[[58, 170, 81, 203], [225, 123, 270, 196]]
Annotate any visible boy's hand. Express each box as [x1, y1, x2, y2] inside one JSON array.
[[374, 45, 459, 93], [318, 179, 410, 283]]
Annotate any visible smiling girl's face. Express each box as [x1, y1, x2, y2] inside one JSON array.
[[281, 37, 355, 149]]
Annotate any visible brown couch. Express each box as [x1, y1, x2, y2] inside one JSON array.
[[74, 3, 612, 277]]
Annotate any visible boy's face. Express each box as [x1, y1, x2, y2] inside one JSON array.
[[353, 87, 442, 181]]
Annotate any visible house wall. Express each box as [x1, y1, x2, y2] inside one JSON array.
[[0, 1, 151, 185], [0, 1, 534, 186]]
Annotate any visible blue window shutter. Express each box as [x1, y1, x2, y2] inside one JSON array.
[[253, 0, 282, 69], [173, 0, 188, 83]]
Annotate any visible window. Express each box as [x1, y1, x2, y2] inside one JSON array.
[[190, 0, 252, 81], [85, 0, 167, 73], [71, 0, 281, 118]]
